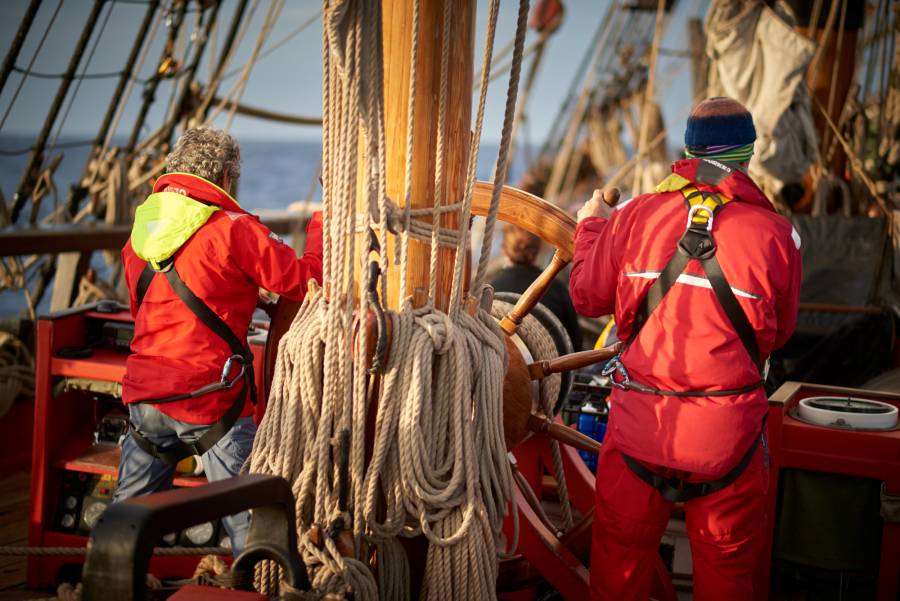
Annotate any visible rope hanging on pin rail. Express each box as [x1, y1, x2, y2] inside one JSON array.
[[249, 1, 534, 600]]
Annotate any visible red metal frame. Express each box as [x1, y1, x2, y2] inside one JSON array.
[[761, 381, 900, 601], [506, 422, 677, 601], [27, 305, 267, 588]]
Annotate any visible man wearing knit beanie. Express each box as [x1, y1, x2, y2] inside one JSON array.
[[571, 97, 802, 600]]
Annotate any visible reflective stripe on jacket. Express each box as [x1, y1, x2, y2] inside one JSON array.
[[569, 159, 801, 476], [122, 172, 323, 424]]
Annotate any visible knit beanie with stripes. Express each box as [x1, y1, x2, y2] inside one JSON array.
[[683, 97, 756, 163]]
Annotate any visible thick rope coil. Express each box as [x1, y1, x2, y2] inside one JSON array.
[[0, 331, 34, 417], [490, 299, 574, 531], [252, 292, 511, 600], [250, 0, 532, 598]]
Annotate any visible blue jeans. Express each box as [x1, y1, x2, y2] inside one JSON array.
[[113, 404, 257, 555]]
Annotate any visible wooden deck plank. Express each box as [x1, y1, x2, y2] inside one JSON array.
[[0, 470, 31, 593]]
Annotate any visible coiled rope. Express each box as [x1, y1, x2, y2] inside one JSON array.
[[490, 299, 574, 531], [249, 0, 531, 599]]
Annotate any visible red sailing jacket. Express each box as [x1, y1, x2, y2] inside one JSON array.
[[121, 173, 323, 424], [570, 159, 801, 477]]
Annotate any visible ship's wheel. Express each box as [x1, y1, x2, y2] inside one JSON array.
[[263, 182, 677, 601]]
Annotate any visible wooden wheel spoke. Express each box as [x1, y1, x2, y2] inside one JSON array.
[[471, 181, 576, 335], [527, 343, 621, 380]]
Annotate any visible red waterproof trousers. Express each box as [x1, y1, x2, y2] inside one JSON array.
[[590, 436, 769, 601]]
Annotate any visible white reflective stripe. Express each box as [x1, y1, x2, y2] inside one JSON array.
[[614, 196, 637, 212], [624, 271, 761, 300], [625, 270, 661, 279], [791, 226, 801, 250]]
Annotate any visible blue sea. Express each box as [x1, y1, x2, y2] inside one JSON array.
[[0, 135, 531, 318]]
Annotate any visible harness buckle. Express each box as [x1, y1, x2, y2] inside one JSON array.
[[685, 204, 715, 232], [677, 228, 717, 260], [220, 354, 247, 387], [601, 355, 631, 391]]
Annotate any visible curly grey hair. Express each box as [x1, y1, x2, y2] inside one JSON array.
[[165, 127, 241, 188]]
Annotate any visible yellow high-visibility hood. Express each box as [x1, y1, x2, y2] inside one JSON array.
[[130, 191, 218, 269]]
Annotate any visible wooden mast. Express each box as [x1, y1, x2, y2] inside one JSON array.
[[380, 0, 475, 311]]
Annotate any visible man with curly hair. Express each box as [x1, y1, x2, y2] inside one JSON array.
[[114, 127, 323, 553]]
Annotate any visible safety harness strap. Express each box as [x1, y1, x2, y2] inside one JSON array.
[[130, 261, 256, 465], [627, 188, 761, 371], [621, 426, 763, 503], [701, 253, 761, 367], [632, 251, 690, 338], [135, 264, 155, 308], [129, 377, 249, 464], [161, 264, 246, 357]]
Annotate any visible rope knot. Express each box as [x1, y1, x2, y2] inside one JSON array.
[[415, 311, 455, 354], [381, 197, 404, 235]]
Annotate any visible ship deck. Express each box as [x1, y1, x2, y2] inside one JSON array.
[[0, 469, 44, 599]]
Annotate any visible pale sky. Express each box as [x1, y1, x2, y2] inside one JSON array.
[[0, 0, 708, 148]]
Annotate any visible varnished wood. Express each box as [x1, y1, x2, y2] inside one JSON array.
[[527, 413, 602, 455], [499, 251, 569, 336], [528, 343, 621, 380], [502, 335, 538, 450], [471, 181, 575, 259], [469, 181, 577, 336], [380, 2, 476, 595], [497, 508, 594, 592], [381, 0, 475, 311]]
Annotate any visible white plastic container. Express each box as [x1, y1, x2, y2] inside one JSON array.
[[797, 396, 898, 430]]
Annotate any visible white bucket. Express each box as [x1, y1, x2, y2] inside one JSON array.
[[797, 396, 899, 430]]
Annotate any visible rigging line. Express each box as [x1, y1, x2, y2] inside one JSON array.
[[823, 0, 848, 155], [877, 0, 893, 135], [193, 0, 250, 120], [540, 3, 612, 157], [220, 7, 321, 81], [472, 34, 516, 84], [207, 13, 217, 83], [0, 138, 94, 157], [161, 5, 198, 132], [124, 0, 188, 155], [0, 0, 43, 96], [0, 0, 64, 134], [196, 0, 260, 123], [91, 0, 158, 152], [208, 0, 280, 129], [97, 1, 163, 162], [223, 0, 284, 131], [47, 0, 116, 156], [161, 1, 221, 145], [9, 0, 107, 225], [477, 34, 543, 89], [10, 66, 125, 80]]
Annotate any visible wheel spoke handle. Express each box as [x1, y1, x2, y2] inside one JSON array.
[[527, 412, 601, 455], [470, 181, 577, 337], [499, 251, 570, 335], [527, 343, 622, 380]]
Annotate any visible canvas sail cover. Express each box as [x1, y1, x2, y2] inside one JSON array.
[[704, 1, 819, 197]]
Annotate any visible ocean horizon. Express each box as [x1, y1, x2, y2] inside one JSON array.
[[0, 134, 534, 318]]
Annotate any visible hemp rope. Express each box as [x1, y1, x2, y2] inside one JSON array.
[[249, 0, 532, 599], [490, 300, 574, 531], [0, 332, 34, 417]]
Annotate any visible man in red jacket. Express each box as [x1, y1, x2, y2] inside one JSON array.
[[114, 127, 323, 553], [570, 98, 801, 600]]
